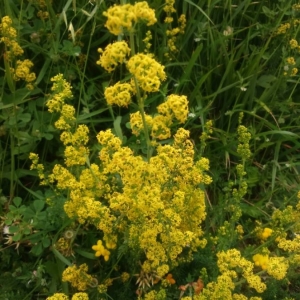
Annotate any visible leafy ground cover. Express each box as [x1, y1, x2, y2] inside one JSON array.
[[0, 0, 300, 299]]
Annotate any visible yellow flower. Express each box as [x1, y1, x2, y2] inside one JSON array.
[[47, 74, 73, 113], [133, 1, 157, 26], [64, 145, 89, 167], [62, 264, 94, 291], [151, 115, 172, 140], [253, 253, 269, 270], [97, 41, 130, 73], [55, 104, 76, 130], [130, 111, 153, 136], [71, 293, 89, 300], [103, 2, 156, 35], [127, 53, 166, 93], [92, 240, 111, 261], [97, 284, 108, 294], [104, 81, 133, 107], [266, 257, 289, 280], [46, 293, 69, 300], [274, 23, 290, 35], [286, 57, 296, 65], [157, 94, 189, 123], [121, 272, 130, 282], [143, 30, 152, 52], [103, 4, 137, 35], [13, 59, 36, 82], [163, 0, 176, 13], [258, 227, 273, 240], [291, 67, 298, 76], [0, 16, 24, 58], [290, 39, 298, 49]]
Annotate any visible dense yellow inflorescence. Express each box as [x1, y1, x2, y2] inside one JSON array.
[[0, 16, 36, 89], [46, 74, 73, 113], [127, 53, 166, 93], [62, 264, 95, 291], [104, 81, 133, 107], [46, 293, 89, 300], [11, 59, 36, 87], [0, 16, 24, 58], [163, 0, 186, 58], [103, 2, 156, 35], [96, 127, 211, 274], [97, 41, 131, 73], [129, 94, 188, 140], [30, 72, 212, 278]]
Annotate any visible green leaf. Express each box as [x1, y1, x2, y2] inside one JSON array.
[[33, 199, 45, 212], [42, 237, 51, 248], [4, 219, 12, 225], [17, 113, 31, 123], [240, 203, 264, 218], [24, 207, 35, 219], [60, 40, 81, 56], [9, 225, 20, 234], [74, 248, 97, 260], [44, 133, 54, 140], [256, 75, 277, 88], [262, 6, 277, 18], [52, 248, 72, 266], [13, 197, 22, 207], [12, 233, 22, 241], [24, 227, 31, 235], [31, 243, 43, 256], [114, 116, 123, 141]]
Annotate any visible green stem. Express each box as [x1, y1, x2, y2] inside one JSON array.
[[129, 32, 152, 161], [9, 128, 15, 201]]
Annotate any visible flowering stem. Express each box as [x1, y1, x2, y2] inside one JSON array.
[[129, 31, 152, 161]]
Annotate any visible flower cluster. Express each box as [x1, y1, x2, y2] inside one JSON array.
[[0, 16, 24, 59], [143, 30, 152, 52], [289, 39, 299, 50], [11, 59, 36, 89], [266, 256, 289, 280], [130, 94, 188, 140], [293, 4, 300, 10], [96, 127, 211, 275], [54, 237, 74, 257], [46, 293, 89, 300], [274, 22, 291, 35], [163, 0, 186, 58], [29, 153, 45, 183], [103, 2, 156, 35], [62, 264, 95, 291], [237, 125, 251, 160], [0, 16, 36, 89], [199, 248, 267, 297], [104, 81, 133, 107], [46, 74, 73, 113], [157, 94, 189, 123], [97, 41, 130, 73], [33, 0, 52, 20], [98, 41, 166, 109], [127, 53, 166, 93], [284, 56, 298, 76]]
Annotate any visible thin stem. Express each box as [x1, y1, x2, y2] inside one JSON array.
[[9, 127, 15, 201], [129, 31, 152, 161]]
